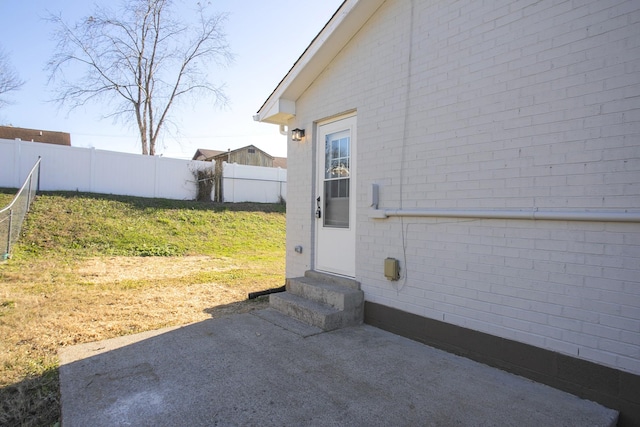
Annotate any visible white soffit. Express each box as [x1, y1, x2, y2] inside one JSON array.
[[256, 0, 387, 125]]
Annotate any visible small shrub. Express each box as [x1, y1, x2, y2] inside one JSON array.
[[193, 168, 215, 202]]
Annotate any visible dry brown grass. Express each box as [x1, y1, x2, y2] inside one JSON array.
[[0, 255, 277, 426], [0, 192, 284, 426]]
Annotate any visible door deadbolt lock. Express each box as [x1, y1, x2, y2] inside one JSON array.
[[315, 196, 322, 219]]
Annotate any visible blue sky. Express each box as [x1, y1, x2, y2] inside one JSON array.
[[0, 0, 344, 159]]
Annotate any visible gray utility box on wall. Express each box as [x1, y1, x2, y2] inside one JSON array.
[[384, 258, 400, 281]]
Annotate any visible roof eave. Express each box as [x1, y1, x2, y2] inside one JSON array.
[[255, 0, 386, 126], [258, 99, 296, 125]]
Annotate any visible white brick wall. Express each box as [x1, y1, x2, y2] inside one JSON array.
[[286, 0, 640, 374], [284, 125, 317, 278]]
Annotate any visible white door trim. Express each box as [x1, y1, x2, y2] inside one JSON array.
[[315, 113, 357, 277]]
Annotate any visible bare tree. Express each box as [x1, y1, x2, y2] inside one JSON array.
[[0, 47, 24, 109], [47, 0, 232, 155]]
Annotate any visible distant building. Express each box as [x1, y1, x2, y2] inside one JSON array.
[[272, 156, 287, 169], [192, 148, 224, 161], [192, 145, 286, 169], [0, 126, 71, 146]]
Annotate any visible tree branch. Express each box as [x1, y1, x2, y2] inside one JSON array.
[[46, 0, 233, 155]]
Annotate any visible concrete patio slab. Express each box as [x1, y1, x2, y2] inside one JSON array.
[[59, 308, 618, 426]]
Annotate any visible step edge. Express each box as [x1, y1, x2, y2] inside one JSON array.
[[303, 270, 361, 290]]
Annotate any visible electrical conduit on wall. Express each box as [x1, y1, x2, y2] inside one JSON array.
[[369, 207, 640, 223]]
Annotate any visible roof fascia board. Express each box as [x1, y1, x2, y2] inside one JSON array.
[[256, 0, 386, 125]]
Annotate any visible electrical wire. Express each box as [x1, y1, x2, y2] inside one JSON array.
[[394, 0, 416, 293]]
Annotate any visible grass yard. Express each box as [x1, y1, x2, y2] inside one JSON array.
[[0, 191, 15, 207], [0, 190, 286, 426]]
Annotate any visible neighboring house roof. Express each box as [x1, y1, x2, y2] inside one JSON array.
[[0, 125, 71, 146], [273, 157, 287, 169], [211, 144, 274, 161], [192, 148, 225, 161], [255, 0, 386, 125], [193, 145, 287, 168]]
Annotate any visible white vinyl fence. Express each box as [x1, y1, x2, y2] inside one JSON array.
[[222, 162, 287, 203], [0, 138, 205, 199], [0, 139, 287, 203]]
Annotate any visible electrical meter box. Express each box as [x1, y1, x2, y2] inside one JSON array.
[[384, 257, 400, 281]]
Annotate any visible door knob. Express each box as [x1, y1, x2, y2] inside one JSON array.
[[315, 196, 322, 219]]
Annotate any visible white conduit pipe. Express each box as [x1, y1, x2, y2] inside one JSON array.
[[370, 208, 640, 223]]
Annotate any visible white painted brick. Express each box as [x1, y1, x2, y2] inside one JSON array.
[[602, 267, 640, 282], [529, 322, 564, 340], [545, 337, 580, 357], [617, 356, 640, 376], [285, 0, 640, 374], [599, 338, 640, 358], [621, 330, 640, 347], [620, 305, 640, 322], [562, 330, 600, 349], [600, 314, 640, 333], [584, 254, 624, 269], [580, 347, 621, 370]]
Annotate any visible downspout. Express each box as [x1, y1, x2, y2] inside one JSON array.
[[248, 285, 286, 300]]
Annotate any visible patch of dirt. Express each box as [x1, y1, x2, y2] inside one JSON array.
[[1, 255, 276, 384], [76, 255, 235, 284]]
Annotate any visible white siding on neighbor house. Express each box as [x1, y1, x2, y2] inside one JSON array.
[[286, 0, 640, 374]]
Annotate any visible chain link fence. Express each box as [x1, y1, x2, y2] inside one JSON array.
[[1, 158, 40, 260]]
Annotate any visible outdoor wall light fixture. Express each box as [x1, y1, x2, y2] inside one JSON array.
[[291, 128, 305, 141]]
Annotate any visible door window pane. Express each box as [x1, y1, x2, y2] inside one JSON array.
[[325, 133, 350, 179], [324, 179, 349, 228], [323, 130, 350, 228]]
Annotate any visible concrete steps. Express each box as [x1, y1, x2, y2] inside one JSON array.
[[269, 271, 364, 331]]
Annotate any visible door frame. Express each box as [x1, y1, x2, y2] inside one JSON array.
[[314, 112, 357, 278]]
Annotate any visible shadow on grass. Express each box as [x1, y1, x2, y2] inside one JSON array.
[[0, 367, 60, 427], [36, 191, 286, 213], [0, 299, 269, 427]]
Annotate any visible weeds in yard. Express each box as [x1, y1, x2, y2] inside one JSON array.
[[0, 191, 285, 426]]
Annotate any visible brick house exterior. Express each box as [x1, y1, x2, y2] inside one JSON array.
[[256, 0, 640, 423]]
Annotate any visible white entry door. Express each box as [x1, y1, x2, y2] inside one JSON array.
[[315, 114, 356, 277]]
